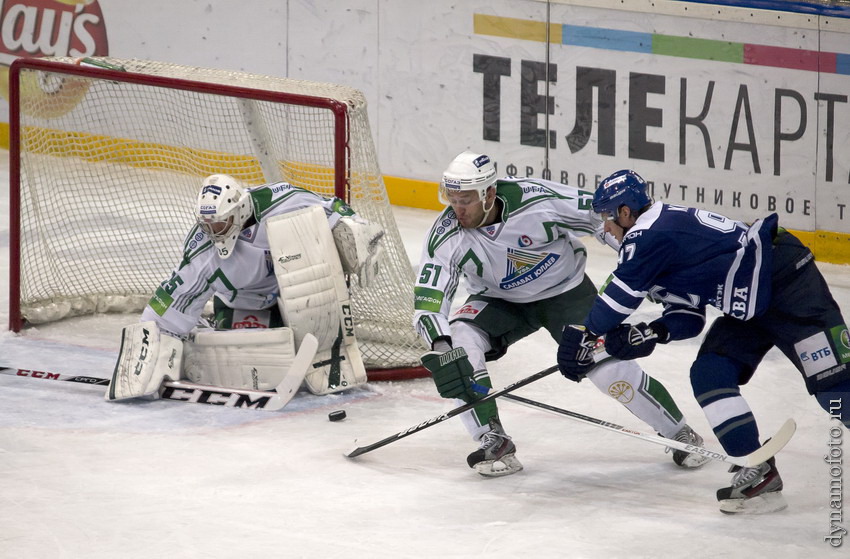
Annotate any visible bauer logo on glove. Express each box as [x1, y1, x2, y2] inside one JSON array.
[[421, 347, 488, 403]]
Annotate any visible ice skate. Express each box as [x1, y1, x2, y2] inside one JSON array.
[[667, 424, 710, 468], [467, 418, 523, 477], [716, 457, 787, 514]]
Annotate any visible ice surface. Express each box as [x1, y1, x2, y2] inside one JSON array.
[[1, 155, 847, 558]]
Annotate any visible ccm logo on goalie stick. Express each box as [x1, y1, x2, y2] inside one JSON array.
[[160, 386, 273, 409], [15, 369, 60, 380]]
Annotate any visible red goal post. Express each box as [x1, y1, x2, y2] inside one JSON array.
[[8, 56, 427, 381]]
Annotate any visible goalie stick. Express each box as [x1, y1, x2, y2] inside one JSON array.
[[0, 367, 110, 386], [0, 332, 318, 412], [501, 393, 797, 468], [1, 365, 296, 410]]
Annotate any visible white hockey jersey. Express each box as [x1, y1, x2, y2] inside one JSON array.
[[413, 177, 603, 347], [141, 182, 355, 337]]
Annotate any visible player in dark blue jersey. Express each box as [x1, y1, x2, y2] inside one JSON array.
[[557, 169, 850, 514]]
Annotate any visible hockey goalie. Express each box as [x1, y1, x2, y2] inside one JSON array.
[[106, 174, 385, 407]]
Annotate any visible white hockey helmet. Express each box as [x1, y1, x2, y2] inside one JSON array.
[[195, 174, 252, 259], [438, 150, 497, 205]]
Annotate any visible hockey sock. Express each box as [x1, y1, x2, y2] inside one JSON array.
[[691, 353, 760, 456], [588, 360, 684, 438], [643, 373, 684, 424], [470, 371, 498, 430]]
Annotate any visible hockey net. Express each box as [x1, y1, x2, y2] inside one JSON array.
[[9, 56, 426, 376]]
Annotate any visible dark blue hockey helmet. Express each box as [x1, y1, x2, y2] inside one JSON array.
[[592, 170, 652, 218]]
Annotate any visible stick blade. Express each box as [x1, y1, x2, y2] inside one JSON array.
[[744, 418, 796, 467], [344, 443, 367, 459], [264, 333, 320, 411]]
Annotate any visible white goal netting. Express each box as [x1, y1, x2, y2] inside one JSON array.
[[12, 57, 425, 370]]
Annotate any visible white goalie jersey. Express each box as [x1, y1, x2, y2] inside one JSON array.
[[413, 177, 604, 347], [109, 181, 380, 403], [140, 182, 351, 336]]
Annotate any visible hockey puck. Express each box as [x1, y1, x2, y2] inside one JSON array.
[[328, 410, 347, 422]]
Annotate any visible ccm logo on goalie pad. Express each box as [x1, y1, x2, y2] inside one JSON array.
[[135, 327, 152, 375], [160, 385, 274, 409], [342, 304, 355, 338]]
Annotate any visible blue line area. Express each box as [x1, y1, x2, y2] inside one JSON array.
[[837, 53, 850, 75], [562, 24, 653, 53], [678, 0, 850, 18]]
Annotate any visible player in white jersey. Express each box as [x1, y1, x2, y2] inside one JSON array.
[[107, 174, 384, 403], [142, 176, 368, 334], [413, 151, 708, 476]]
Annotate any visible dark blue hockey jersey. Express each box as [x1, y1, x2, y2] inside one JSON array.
[[585, 203, 778, 338]]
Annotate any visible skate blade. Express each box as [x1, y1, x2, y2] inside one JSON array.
[[719, 491, 788, 514], [474, 453, 524, 477], [676, 452, 711, 469]]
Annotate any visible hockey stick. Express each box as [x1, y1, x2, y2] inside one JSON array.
[[0, 367, 110, 386], [0, 365, 294, 411], [501, 393, 797, 468], [345, 343, 614, 459], [157, 332, 318, 410], [344, 364, 560, 458], [0, 333, 317, 412]]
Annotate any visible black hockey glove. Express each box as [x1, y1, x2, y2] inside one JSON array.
[[421, 347, 487, 403], [604, 321, 669, 361], [557, 325, 599, 382]]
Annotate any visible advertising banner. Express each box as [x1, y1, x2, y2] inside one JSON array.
[[1, 1, 847, 247]]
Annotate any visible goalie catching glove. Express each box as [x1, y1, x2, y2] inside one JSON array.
[[421, 346, 488, 403], [332, 216, 385, 288], [604, 321, 669, 361]]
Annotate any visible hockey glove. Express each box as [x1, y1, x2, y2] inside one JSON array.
[[604, 321, 669, 361], [357, 228, 385, 288], [557, 325, 599, 382], [421, 347, 487, 403]]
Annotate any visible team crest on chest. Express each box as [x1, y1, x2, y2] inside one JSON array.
[[239, 225, 257, 242], [499, 248, 560, 290]]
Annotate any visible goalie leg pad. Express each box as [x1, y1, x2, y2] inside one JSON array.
[[274, 262, 341, 350], [304, 336, 368, 395], [266, 206, 368, 395], [183, 327, 297, 391], [107, 321, 183, 401]]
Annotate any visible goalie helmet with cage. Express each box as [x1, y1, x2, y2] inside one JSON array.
[[593, 169, 653, 219], [195, 174, 253, 259], [438, 150, 497, 206]]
